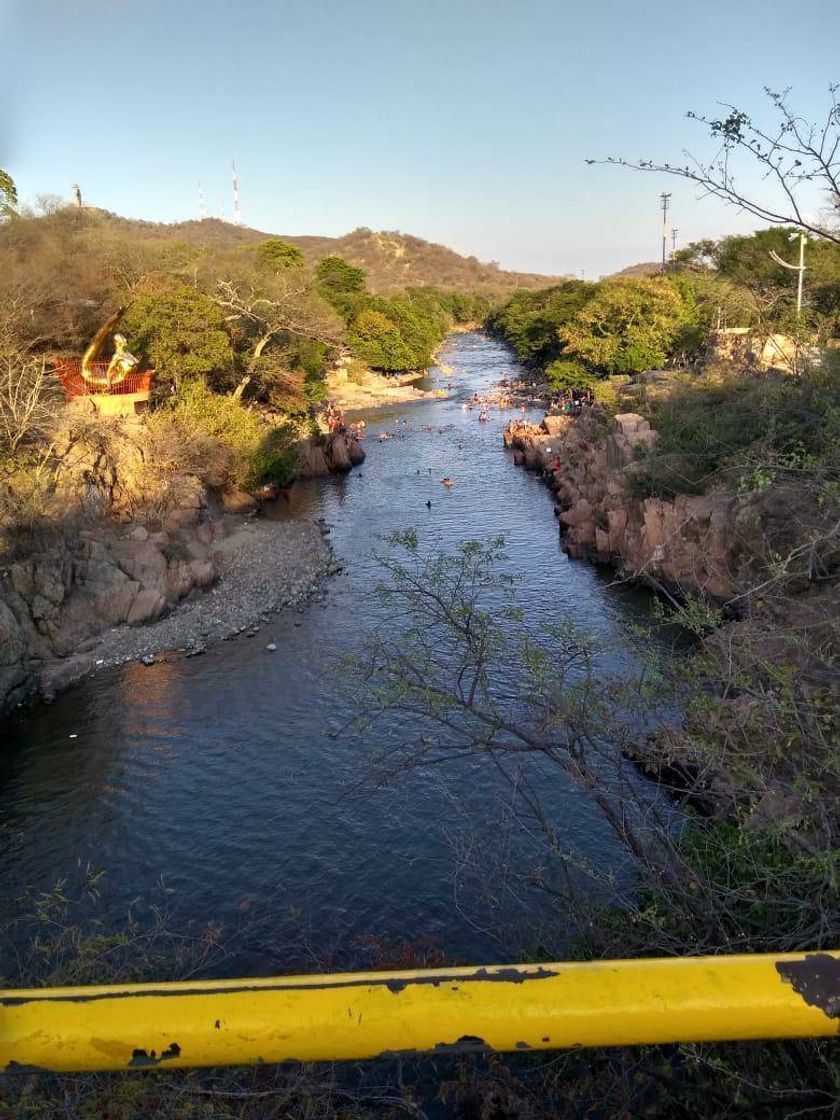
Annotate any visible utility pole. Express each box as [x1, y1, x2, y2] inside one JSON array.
[[769, 233, 806, 317], [660, 193, 671, 273], [671, 228, 679, 266], [232, 160, 242, 227]]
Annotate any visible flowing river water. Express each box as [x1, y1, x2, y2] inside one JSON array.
[[0, 333, 665, 976]]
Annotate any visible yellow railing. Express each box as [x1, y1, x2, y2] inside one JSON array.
[[2, 952, 838, 1073]]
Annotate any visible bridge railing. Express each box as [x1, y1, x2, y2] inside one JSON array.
[[2, 952, 837, 1074]]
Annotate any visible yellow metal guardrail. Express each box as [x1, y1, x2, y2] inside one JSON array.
[[2, 952, 838, 1073]]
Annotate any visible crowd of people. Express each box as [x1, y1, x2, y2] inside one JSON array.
[[324, 400, 367, 443], [555, 386, 596, 413]]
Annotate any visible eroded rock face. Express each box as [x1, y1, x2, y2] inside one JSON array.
[[0, 518, 223, 714], [505, 410, 821, 604], [297, 433, 365, 478]]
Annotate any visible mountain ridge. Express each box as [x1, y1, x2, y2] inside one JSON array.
[[78, 210, 564, 293]]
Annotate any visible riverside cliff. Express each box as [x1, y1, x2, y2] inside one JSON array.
[[505, 403, 839, 821], [0, 417, 364, 716], [504, 409, 826, 605]]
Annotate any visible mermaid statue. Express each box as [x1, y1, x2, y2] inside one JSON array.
[[81, 308, 140, 388]]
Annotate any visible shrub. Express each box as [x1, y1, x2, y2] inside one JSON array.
[[592, 374, 629, 412], [544, 359, 594, 391], [248, 428, 299, 489], [628, 362, 840, 498], [344, 357, 370, 385], [0, 350, 59, 455], [162, 380, 270, 490]]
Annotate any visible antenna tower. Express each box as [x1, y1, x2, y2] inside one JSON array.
[[198, 181, 207, 221]]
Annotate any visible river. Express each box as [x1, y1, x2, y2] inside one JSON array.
[[0, 333, 663, 977]]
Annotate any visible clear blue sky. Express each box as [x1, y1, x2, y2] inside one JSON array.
[[2, 0, 837, 276]]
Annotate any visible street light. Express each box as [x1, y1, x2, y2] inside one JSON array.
[[769, 233, 806, 317]]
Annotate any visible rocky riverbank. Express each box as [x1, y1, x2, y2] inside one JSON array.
[[325, 366, 443, 411], [504, 406, 839, 825], [0, 419, 364, 718], [0, 506, 334, 714], [504, 409, 819, 604]]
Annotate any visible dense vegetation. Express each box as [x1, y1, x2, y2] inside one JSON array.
[[0, 191, 499, 542], [487, 227, 840, 391]]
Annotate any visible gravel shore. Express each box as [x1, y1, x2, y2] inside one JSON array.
[[91, 515, 333, 669]]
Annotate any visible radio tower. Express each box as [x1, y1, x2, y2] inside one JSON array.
[[232, 160, 242, 227], [198, 181, 207, 221]]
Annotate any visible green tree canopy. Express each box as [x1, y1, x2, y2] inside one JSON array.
[[315, 255, 367, 319], [560, 278, 689, 373], [348, 308, 415, 371], [0, 169, 17, 217], [486, 281, 594, 365], [121, 280, 233, 388], [256, 238, 304, 271], [714, 228, 805, 293]]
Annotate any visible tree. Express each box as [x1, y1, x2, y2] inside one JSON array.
[[674, 229, 840, 332], [315, 255, 367, 319], [212, 270, 342, 405], [486, 281, 593, 365], [0, 169, 17, 218], [214, 272, 342, 361], [342, 531, 839, 1114], [560, 278, 689, 372], [715, 227, 805, 292], [348, 308, 414, 371], [256, 238, 304, 272], [0, 326, 56, 456], [672, 238, 718, 272], [121, 280, 233, 389], [590, 86, 840, 243]]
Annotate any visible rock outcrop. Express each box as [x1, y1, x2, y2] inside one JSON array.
[[298, 432, 366, 478], [0, 408, 363, 716], [0, 516, 226, 711], [505, 410, 820, 604]]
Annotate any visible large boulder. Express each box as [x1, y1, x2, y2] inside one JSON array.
[[188, 559, 216, 589], [326, 434, 352, 472], [298, 440, 330, 478], [38, 654, 95, 702], [126, 588, 167, 625], [0, 598, 28, 709], [542, 414, 570, 437], [114, 539, 169, 599]]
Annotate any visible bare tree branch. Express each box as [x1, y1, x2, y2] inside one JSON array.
[[588, 86, 840, 244]]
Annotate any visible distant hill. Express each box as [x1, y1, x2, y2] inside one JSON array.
[[607, 261, 663, 278], [82, 211, 560, 293]]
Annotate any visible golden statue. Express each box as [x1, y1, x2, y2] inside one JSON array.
[[81, 308, 140, 388]]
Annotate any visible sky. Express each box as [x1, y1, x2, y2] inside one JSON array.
[[1, 0, 838, 276]]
